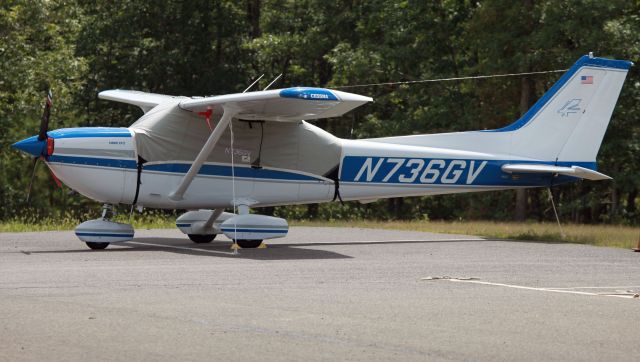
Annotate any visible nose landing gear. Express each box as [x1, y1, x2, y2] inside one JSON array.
[[75, 204, 134, 250]]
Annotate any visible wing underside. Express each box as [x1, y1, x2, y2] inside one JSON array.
[[98, 90, 182, 113]]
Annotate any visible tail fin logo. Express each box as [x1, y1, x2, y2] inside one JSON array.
[[557, 98, 582, 117]]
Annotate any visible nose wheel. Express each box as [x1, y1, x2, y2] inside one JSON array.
[[86, 242, 110, 250], [75, 204, 134, 250]]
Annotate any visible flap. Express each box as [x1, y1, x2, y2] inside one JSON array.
[[99, 90, 181, 113], [179, 87, 373, 122], [501, 164, 611, 181]]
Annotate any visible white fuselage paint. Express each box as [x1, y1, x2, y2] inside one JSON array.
[[46, 131, 520, 209]]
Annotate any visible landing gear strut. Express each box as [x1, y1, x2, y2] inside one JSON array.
[[101, 203, 115, 219]]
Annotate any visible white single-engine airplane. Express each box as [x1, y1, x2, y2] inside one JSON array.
[[13, 54, 632, 249]]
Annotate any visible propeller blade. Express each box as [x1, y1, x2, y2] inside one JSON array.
[[49, 168, 62, 188], [25, 157, 39, 203], [37, 90, 53, 141], [24, 91, 55, 203]]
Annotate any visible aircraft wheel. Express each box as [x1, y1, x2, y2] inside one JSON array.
[[235, 239, 263, 248], [86, 242, 109, 250], [188, 234, 216, 243]]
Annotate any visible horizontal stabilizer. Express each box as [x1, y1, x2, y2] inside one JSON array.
[[501, 164, 611, 181], [99, 90, 180, 113]]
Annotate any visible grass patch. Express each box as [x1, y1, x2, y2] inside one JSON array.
[[0, 213, 176, 233], [1, 216, 638, 250], [292, 220, 640, 249]]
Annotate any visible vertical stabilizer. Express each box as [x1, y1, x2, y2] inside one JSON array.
[[501, 55, 632, 163]]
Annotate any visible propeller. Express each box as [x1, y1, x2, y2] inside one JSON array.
[[24, 90, 60, 203], [38, 90, 53, 141]]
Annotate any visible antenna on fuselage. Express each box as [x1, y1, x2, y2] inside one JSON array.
[[263, 74, 282, 91], [243, 74, 265, 93]]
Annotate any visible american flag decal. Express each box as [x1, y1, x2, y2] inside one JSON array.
[[581, 75, 593, 84]]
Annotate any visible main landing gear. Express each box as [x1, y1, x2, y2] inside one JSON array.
[[233, 239, 264, 248], [186, 233, 260, 248], [75, 204, 289, 251], [74, 204, 134, 250], [187, 233, 216, 243], [176, 206, 288, 249], [187, 233, 261, 248]]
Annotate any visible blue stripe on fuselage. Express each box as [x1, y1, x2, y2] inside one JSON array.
[[47, 155, 321, 182], [340, 156, 596, 187], [144, 163, 319, 181], [48, 155, 137, 169]]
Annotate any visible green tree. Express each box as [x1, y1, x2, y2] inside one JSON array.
[[1, 0, 637, 225], [0, 0, 88, 219]]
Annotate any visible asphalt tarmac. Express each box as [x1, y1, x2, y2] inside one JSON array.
[[1, 227, 639, 361]]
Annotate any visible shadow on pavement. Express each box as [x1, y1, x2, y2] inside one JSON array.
[[29, 237, 353, 260], [23, 235, 570, 260]]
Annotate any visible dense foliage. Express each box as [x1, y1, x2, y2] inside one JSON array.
[[1, 0, 638, 224]]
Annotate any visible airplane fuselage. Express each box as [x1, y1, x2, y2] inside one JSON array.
[[43, 125, 580, 210]]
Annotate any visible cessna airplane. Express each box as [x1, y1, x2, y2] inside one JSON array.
[[12, 53, 632, 250]]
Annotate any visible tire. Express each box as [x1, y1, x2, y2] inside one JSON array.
[[235, 239, 263, 248], [86, 242, 109, 250], [188, 234, 216, 243]]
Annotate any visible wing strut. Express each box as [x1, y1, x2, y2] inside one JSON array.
[[169, 107, 237, 201]]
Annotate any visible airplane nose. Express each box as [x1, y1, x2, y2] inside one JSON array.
[[12, 135, 46, 157]]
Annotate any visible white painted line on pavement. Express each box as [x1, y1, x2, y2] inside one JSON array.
[[541, 286, 640, 290], [446, 279, 639, 299]]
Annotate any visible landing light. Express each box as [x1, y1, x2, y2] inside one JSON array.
[[46, 137, 55, 156]]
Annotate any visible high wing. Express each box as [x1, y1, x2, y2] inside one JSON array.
[[103, 86, 373, 201], [168, 87, 373, 201], [179, 87, 373, 121], [501, 164, 611, 181], [99, 90, 182, 113]]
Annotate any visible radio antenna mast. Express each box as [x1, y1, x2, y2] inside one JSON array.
[[263, 74, 282, 90], [243, 74, 265, 93]]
